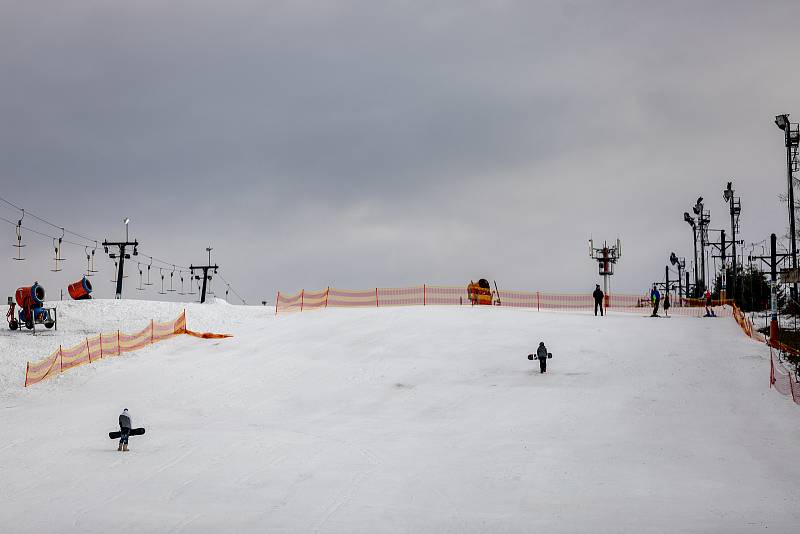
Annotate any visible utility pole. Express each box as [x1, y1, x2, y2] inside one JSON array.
[[103, 218, 138, 299], [684, 212, 699, 297], [775, 114, 799, 302], [707, 229, 727, 299], [190, 247, 218, 304], [749, 233, 793, 344], [670, 253, 685, 305], [723, 182, 741, 303], [692, 197, 710, 294]]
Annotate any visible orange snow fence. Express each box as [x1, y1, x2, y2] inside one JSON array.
[[730, 304, 800, 406], [24, 311, 232, 387], [275, 285, 733, 317]]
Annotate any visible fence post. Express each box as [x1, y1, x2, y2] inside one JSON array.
[[376, 288, 379, 307], [100, 333, 103, 359], [424, 284, 427, 306], [275, 291, 280, 315], [86, 338, 91, 363], [301, 289, 304, 312], [537, 291, 540, 311], [151, 319, 155, 344], [325, 287, 329, 308], [59, 345, 63, 373], [24, 362, 29, 387], [117, 330, 121, 356]]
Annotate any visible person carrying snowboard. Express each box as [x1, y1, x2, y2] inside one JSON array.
[[593, 284, 604, 316], [663, 293, 671, 317], [532, 341, 552, 373], [118, 408, 131, 452], [650, 285, 661, 317]]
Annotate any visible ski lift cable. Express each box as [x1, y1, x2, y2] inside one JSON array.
[[216, 273, 246, 304], [1, 196, 191, 272], [0, 194, 96, 244], [1, 212, 190, 274], [0, 215, 88, 247]]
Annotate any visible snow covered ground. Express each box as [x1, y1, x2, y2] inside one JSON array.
[[1, 300, 798, 533]]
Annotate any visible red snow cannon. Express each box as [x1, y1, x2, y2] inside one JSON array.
[[9, 282, 55, 330], [68, 277, 93, 300], [15, 283, 45, 310]]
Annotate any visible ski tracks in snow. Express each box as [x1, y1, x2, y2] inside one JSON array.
[[305, 433, 383, 533]]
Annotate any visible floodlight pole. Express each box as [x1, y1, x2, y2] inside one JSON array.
[[725, 183, 740, 304], [785, 121, 797, 302]]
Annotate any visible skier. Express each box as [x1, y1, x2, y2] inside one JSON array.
[[593, 284, 604, 316], [650, 285, 661, 317], [118, 408, 132, 452], [663, 293, 671, 317], [533, 341, 551, 373]]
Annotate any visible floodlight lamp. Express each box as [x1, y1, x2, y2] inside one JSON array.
[[104, 246, 109, 253], [670, 252, 678, 266], [723, 189, 731, 201], [775, 114, 789, 131], [124, 218, 130, 225], [684, 212, 695, 227]]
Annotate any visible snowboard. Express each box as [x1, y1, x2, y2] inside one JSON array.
[[528, 353, 553, 360], [109, 427, 145, 439]]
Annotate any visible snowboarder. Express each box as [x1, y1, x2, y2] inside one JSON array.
[[531, 341, 552, 373], [704, 290, 716, 317], [593, 284, 604, 316], [118, 408, 132, 452], [663, 293, 671, 317], [650, 285, 661, 317]]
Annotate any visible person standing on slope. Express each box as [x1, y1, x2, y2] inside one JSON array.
[[650, 285, 661, 317], [663, 293, 671, 317], [533, 341, 552, 373], [593, 284, 605, 316], [118, 408, 132, 452], [704, 289, 715, 317]]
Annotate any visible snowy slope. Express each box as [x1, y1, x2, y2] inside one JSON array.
[[0, 301, 798, 533]]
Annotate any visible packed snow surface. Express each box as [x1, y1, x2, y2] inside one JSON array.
[[0, 299, 798, 533]]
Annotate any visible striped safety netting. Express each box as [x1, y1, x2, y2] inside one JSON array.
[[24, 311, 232, 387], [275, 285, 733, 317]]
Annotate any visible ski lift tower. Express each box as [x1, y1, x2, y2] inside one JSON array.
[[589, 239, 622, 308]]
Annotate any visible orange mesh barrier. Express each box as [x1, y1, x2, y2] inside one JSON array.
[[275, 284, 732, 317], [24, 311, 229, 387]]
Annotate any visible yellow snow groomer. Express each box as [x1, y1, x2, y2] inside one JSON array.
[[467, 279, 493, 305]]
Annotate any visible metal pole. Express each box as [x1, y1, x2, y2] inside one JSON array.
[[770, 233, 778, 342], [685, 271, 689, 306], [678, 264, 683, 305], [692, 227, 699, 297], [720, 229, 726, 299], [115, 245, 126, 299], [729, 193, 737, 303], [786, 129, 798, 302], [699, 216, 706, 293]]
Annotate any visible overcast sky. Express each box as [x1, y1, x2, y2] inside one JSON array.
[[1, 0, 800, 304]]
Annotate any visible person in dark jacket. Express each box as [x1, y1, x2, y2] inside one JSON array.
[[593, 284, 604, 316], [118, 408, 131, 452], [663, 293, 671, 317], [650, 285, 661, 317], [533, 342, 552, 373]]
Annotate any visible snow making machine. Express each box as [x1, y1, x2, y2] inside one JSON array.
[[68, 276, 93, 300], [467, 279, 494, 305], [7, 282, 57, 332]]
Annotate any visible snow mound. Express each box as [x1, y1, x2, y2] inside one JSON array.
[[1, 302, 799, 532]]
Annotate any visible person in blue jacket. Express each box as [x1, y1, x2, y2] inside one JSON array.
[[650, 285, 661, 317]]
